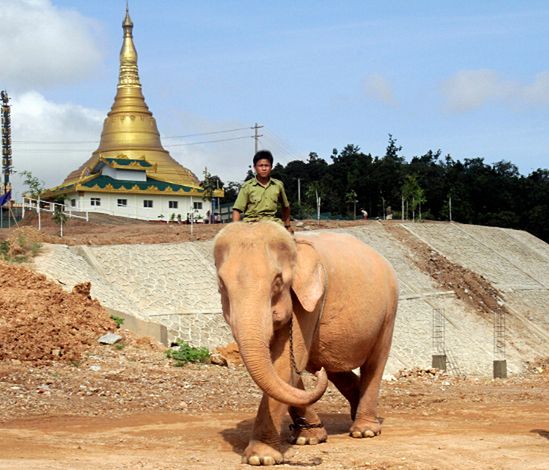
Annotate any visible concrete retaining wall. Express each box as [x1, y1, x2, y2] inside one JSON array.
[[32, 222, 549, 376]]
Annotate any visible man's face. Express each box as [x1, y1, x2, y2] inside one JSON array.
[[254, 159, 272, 179]]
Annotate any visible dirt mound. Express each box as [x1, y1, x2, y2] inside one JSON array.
[[526, 356, 549, 376], [215, 341, 243, 365], [396, 367, 448, 380], [0, 226, 50, 262], [384, 224, 508, 318], [0, 261, 115, 363]]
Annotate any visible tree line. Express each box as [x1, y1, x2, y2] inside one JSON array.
[[211, 135, 548, 242]]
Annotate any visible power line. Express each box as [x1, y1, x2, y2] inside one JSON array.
[[165, 135, 253, 147], [13, 135, 253, 152], [12, 126, 253, 145], [261, 129, 302, 161], [13, 140, 98, 144], [163, 127, 252, 140]]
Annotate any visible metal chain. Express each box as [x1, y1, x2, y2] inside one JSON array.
[[289, 315, 302, 375]]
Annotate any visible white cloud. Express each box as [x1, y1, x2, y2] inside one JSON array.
[[11, 91, 103, 197], [363, 74, 397, 106], [442, 69, 549, 112], [522, 71, 549, 105], [0, 0, 103, 90]]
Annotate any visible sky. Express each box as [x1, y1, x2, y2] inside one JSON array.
[[2, 0, 549, 199]]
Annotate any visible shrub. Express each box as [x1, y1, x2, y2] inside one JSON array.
[[166, 340, 210, 366], [110, 315, 125, 329], [0, 236, 41, 263]]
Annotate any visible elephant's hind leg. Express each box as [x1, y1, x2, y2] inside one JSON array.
[[288, 377, 327, 446], [349, 339, 393, 438], [327, 371, 361, 420]]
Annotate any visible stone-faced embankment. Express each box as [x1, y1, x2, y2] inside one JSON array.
[[32, 222, 549, 376]]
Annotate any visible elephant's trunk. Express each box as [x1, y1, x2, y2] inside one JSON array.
[[233, 303, 328, 407]]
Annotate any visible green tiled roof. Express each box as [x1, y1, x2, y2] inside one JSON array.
[[81, 175, 203, 193]]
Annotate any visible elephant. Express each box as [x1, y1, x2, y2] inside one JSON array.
[[213, 221, 398, 466]]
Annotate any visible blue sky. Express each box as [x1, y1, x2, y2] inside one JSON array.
[[2, 0, 549, 197]]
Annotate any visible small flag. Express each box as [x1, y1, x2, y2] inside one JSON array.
[[0, 190, 11, 206]]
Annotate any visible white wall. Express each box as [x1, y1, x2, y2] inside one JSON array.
[[102, 166, 147, 182], [64, 192, 212, 221]]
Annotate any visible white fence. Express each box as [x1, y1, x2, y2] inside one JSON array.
[[22, 197, 89, 235]]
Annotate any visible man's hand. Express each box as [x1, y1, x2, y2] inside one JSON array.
[[232, 209, 242, 222]]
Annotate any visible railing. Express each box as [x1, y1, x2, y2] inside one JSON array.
[[22, 197, 89, 232]]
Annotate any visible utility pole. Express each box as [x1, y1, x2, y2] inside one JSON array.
[[1, 90, 12, 195], [252, 122, 263, 154]]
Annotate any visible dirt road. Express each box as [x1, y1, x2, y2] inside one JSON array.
[[1, 395, 548, 469], [1, 345, 547, 470]]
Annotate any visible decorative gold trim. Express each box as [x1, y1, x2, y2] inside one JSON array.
[[74, 184, 206, 197]]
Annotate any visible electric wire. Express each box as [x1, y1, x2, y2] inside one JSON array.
[[164, 135, 253, 147], [13, 134, 254, 152], [12, 126, 252, 145]]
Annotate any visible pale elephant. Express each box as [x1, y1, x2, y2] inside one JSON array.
[[213, 221, 398, 466]]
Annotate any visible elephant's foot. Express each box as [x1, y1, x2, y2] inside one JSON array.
[[349, 417, 381, 439], [288, 424, 327, 446], [242, 440, 284, 466]]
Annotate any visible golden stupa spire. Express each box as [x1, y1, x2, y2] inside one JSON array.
[[118, 2, 141, 89], [62, 3, 199, 186]]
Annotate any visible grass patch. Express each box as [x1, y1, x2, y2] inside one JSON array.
[[110, 315, 125, 329], [166, 340, 210, 367]]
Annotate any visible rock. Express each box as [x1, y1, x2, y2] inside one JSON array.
[[98, 332, 123, 345], [89, 365, 102, 372], [72, 282, 92, 299], [209, 353, 228, 367]]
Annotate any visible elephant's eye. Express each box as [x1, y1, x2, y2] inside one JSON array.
[[218, 278, 226, 293], [272, 274, 283, 293]]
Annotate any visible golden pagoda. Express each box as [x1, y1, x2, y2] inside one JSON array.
[[44, 5, 222, 221]]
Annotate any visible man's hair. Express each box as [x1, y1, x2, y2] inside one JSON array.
[[253, 150, 273, 166]]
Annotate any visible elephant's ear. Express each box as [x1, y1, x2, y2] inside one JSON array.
[[291, 242, 326, 312]]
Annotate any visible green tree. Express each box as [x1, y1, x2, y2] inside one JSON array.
[[200, 168, 223, 201], [222, 181, 241, 203], [20, 170, 45, 198], [401, 175, 426, 220], [345, 189, 358, 219], [306, 181, 324, 220], [52, 203, 68, 237]]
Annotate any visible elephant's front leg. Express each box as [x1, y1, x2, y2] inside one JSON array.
[[243, 332, 293, 466], [243, 394, 288, 465], [288, 378, 327, 446]]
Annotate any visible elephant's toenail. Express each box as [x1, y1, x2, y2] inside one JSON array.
[[309, 437, 319, 445], [296, 436, 307, 445], [351, 431, 363, 438], [263, 456, 275, 466], [364, 430, 375, 437], [248, 455, 261, 465]]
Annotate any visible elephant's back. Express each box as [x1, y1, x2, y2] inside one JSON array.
[[296, 232, 396, 284], [302, 232, 398, 370]]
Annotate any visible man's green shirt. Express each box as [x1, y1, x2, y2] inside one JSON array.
[[233, 177, 290, 222]]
